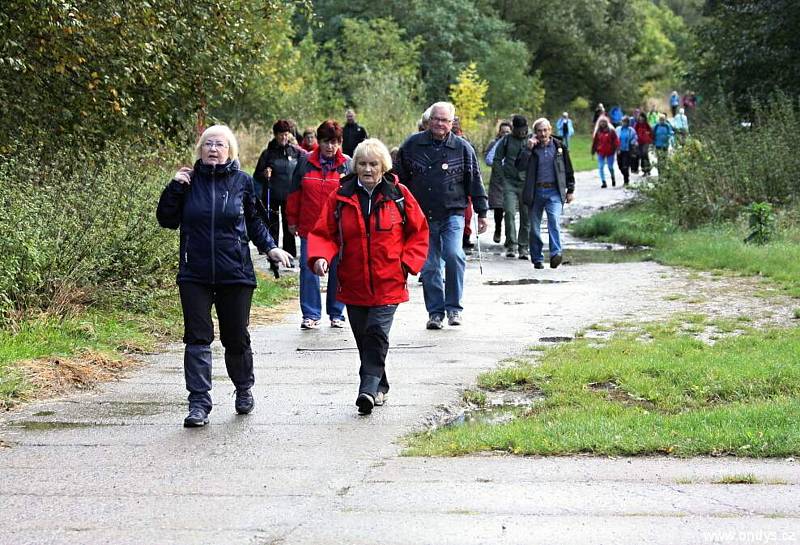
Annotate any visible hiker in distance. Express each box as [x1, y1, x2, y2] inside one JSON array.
[[395, 101, 489, 330], [156, 125, 293, 428], [308, 139, 429, 415], [492, 114, 532, 260], [516, 118, 575, 269]]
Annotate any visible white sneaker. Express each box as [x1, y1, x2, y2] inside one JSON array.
[[330, 319, 346, 328], [301, 318, 320, 330], [374, 392, 387, 406], [447, 312, 462, 326]]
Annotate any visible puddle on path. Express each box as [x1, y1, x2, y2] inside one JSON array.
[[32, 411, 56, 417], [485, 278, 567, 286], [539, 336, 573, 343]]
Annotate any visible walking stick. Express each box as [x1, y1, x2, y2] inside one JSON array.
[[473, 211, 483, 275]]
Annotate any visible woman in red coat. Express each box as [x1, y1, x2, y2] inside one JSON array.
[[635, 112, 654, 176], [591, 116, 620, 188], [308, 139, 429, 415]]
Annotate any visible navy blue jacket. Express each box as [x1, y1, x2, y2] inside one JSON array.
[[395, 130, 488, 221], [156, 159, 276, 287]]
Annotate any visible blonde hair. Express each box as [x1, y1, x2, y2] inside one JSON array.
[[194, 124, 239, 161], [352, 138, 392, 174]]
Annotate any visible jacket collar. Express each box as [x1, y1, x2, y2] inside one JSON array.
[[193, 159, 240, 175], [339, 172, 398, 199], [420, 130, 457, 149]]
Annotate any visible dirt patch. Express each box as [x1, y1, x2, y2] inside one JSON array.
[[250, 299, 295, 326], [587, 380, 658, 411]]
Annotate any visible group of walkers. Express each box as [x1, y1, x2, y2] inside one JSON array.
[[156, 101, 577, 425]]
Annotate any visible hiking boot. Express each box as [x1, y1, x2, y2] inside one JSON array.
[[447, 311, 462, 326], [518, 252, 529, 260], [533, 261, 544, 269], [426, 315, 444, 330], [356, 393, 375, 415], [301, 318, 320, 330], [183, 407, 209, 428], [493, 231, 501, 244], [374, 391, 387, 406], [601, 182, 607, 188], [235, 389, 255, 415], [330, 318, 346, 329], [506, 251, 516, 258], [550, 254, 563, 269]]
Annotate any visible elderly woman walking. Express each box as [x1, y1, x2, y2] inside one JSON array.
[[156, 125, 293, 427], [308, 139, 429, 415]]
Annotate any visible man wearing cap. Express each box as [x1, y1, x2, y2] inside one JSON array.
[[396, 101, 489, 330], [516, 118, 575, 269], [492, 114, 532, 259]]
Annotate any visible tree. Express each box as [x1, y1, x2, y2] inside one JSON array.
[[450, 63, 488, 135]]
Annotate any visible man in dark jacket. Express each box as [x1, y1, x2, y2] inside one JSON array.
[[516, 118, 575, 269], [342, 109, 368, 157], [396, 101, 489, 330], [492, 114, 531, 259], [253, 119, 304, 257]]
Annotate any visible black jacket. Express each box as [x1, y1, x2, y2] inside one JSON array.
[[156, 159, 276, 287], [516, 137, 575, 206], [395, 130, 488, 221], [252, 141, 304, 202], [342, 122, 368, 157]]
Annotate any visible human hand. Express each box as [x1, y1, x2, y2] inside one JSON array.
[[477, 217, 488, 234], [267, 247, 293, 268], [566, 193, 575, 204], [313, 259, 328, 276], [174, 167, 192, 185], [526, 137, 539, 150]]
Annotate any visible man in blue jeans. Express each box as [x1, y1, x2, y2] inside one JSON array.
[[396, 101, 489, 329], [516, 118, 575, 269]]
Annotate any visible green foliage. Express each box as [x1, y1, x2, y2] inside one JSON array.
[[745, 202, 776, 245], [1, 1, 297, 148], [449, 63, 488, 135], [0, 144, 178, 325], [648, 95, 800, 227], [476, 39, 545, 115]]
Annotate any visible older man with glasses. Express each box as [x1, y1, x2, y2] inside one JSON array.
[[396, 101, 488, 330]]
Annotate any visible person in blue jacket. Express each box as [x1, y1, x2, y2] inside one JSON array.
[[555, 112, 575, 149], [615, 116, 638, 186], [652, 114, 675, 171], [157, 125, 293, 428]]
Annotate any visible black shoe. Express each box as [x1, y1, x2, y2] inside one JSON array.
[[518, 253, 529, 260], [235, 389, 255, 415], [493, 232, 501, 244], [183, 407, 209, 428], [533, 261, 544, 269], [601, 183, 607, 188], [611, 178, 616, 187], [356, 393, 375, 415], [506, 251, 516, 258], [550, 254, 563, 269]]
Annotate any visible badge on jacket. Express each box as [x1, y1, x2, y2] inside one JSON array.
[[442, 163, 449, 170]]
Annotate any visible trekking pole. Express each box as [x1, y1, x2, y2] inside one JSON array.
[[473, 212, 483, 275]]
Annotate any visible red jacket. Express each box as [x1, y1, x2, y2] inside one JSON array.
[[591, 129, 619, 157], [635, 123, 653, 145], [307, 173, 429, 307], [287, 147, 351, 237]]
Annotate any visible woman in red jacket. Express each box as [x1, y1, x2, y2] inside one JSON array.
[[308, 139, 429, 415], [591, 116, 620, 188], [635, 112, 654, 177], [287, 120, 352, 330]]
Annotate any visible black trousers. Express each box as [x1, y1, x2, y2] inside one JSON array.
[[179, 282, 255, 410], [267, 197, 296, 257], [617, 151, 632, 184], [346, 304, 398, 396]]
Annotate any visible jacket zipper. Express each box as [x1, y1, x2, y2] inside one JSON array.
[[185, 235, 189, 264], [211, 171, 216, 283], [366, 199, 374, 294]]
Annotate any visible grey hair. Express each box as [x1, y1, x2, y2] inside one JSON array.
[[532, 117, 551, 131], [422, 105, 433, 122], [428, 101, 455, 120], [195, 124, 239, 161]]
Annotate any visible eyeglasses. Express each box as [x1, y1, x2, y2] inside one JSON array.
[[430, 116, 453, 124], [203, 141, 228, 150]]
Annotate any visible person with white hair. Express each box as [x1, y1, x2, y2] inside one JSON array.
[[555, 112, 575, 149], [156, 125, 293, 427]]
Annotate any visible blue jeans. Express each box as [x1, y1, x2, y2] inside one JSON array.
[[597, 154, 615, 183], [421, 215, 465, 318], [528, 188, 563, 263], [299, 237, 345, 322]]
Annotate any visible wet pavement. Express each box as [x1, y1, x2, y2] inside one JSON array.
[[1, 172, 798, 545]]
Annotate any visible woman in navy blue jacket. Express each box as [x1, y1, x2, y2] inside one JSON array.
[[157, 125, 292, 428]]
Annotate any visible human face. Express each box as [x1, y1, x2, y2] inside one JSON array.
[[318, 138, 339, 159], [200, 133, 230, 165], [274, 131, 290, 147], [345, 111, 355, 124], [428, 106, 453, 140], [535, 123, 552, 144], [356, 152, 384, 190], [499, 125, 511, 137], [303, 133, 316, 147], [598, 119, 608, 130]]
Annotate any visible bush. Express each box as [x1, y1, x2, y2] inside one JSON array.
[[645, 94, 800, 227], [0, 144, 179, 325]]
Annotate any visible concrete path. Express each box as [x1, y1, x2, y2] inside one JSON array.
[[1, 172, 798, 545]]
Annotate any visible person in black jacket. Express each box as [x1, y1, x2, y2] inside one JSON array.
[[342, 109, 368, 157], [156, 125, 293, 428], [253, 119, 305, 257]]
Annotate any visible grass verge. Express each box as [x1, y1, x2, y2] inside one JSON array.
[[0, 272, 297, 408], [568, 134, 594, 172], [404, 323, 800, 457]]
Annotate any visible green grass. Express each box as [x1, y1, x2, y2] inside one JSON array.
[[0, 272, 297, 407], [462, 389, 487, 407], [568, 134, 595, 172], [713, 474, 761, 485], [405, 325, 800, 457]]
